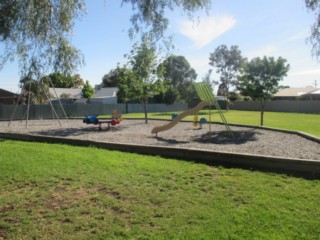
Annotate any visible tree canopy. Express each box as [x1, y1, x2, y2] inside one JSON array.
[[48, 73, 84, 88], [157, 55, 197, 104], [123, 0, 211, 45], [120, 41, 163, 123], [238, 56, 290, 125], [0, 0, 85, 77], [0, 0, 211, 81], [305, 0, 320, 59], [209, 45, 244, 104], [102, 69, 121, 88], [82, 80, 94, 99]]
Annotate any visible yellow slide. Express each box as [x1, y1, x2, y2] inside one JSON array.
[[151, 101, 211, 135]]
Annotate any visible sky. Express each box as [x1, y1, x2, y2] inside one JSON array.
[[0, 0, 320, 93]]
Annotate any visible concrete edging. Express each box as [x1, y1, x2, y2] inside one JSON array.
[[0, 132, 319, 178]]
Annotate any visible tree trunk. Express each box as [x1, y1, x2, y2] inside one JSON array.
[[125, 100, 128, 114], [143, 98, 148, 124], [226, 84, 229, 111], [260, 100, 265, 126]]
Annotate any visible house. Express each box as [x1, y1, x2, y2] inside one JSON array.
[[48, 87, 118, 104], [48, 88, 82, 102], [0, 88, 20, 104], [273, 86, 320, 100], [302, 89, 320, 100], [87, 87, 118, 104]]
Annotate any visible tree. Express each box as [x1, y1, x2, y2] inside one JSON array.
[[115, 66, 136, 103], [0, 0, 211, 81], [158, 55, 197, 104], [102, 69, 120, 87], [238, 56, 290, 126], [305, 0, 320, 59], [48, 73, 84, 88], [209, 45, 244, 109], [217, 82, 228, 97], [0, 0, 85, 77], [19, 76, 50, 104], [123, 0, 211, 46], [121, 41, 162, 123], [82, 81, 94, 99], [202, 69, 218, 93]]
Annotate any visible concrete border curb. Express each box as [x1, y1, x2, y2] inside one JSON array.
[[0, 132, 319, 178]]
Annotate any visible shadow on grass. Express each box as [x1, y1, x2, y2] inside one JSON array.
[[193, 129, 259, 145]]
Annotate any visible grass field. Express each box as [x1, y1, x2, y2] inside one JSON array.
[[118, 110, 320, 138], [1, 140, 319, 239]]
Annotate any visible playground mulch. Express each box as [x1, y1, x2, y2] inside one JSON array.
[[0, 119, 319, 160]]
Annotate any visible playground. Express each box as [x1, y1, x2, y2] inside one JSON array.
[[2, 81, 318, 162], [1, 118, 319, 161]]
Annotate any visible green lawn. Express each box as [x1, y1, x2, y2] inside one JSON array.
[[1, 140, 320, 239], [120, 110, 320, 137]]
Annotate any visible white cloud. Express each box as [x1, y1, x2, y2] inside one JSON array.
[[179, 15, 236, 49], [284, 30, 309, 42], [290, 68, 320, 76], [245, 45, 278, 59]]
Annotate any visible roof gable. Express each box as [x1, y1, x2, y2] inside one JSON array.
[[0, 88, 18, 97], [274, 86, 319, 97], [49, 88, 82, 99], [94, 87, 118, 98]]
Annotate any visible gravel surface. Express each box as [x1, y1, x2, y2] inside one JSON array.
[[1, 119, 319, 160]]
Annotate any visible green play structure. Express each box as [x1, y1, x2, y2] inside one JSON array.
[[193, 82, 234, 138], [151, 82, 234, 139]]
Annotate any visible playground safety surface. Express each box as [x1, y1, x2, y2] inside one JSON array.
[[1, 119, 319, 161]]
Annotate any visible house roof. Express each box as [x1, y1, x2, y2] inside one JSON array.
[[274, 86, 319, 97], [48, 88, 82, 99], [94, 87, 118, 98], [49, 87, 118, 99], [308, 89, 320, 95], [0, 88, 19, 97]]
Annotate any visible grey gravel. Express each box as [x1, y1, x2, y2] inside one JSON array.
[[1, 119, 319, 160]]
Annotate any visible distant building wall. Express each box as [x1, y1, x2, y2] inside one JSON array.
[[230, 100, 320, 113]]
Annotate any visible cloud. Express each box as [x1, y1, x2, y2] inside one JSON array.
[[290, 68, 320, 76], [284, 30, 309, 42], [245, 45, 278, 59], [179, 15, 236, 49]]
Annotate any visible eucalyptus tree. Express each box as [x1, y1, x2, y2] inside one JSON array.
[[238, 56, 290, 126], [48, 73, 85, 88], [123, 0, 211, 47], [0, 0, 211, 80], [209, 45, 244, 109], [305, 0, 320, 59], [157, 55, 197, 104], [0, 0, 85, 78], [102, 69, 121, 88]]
